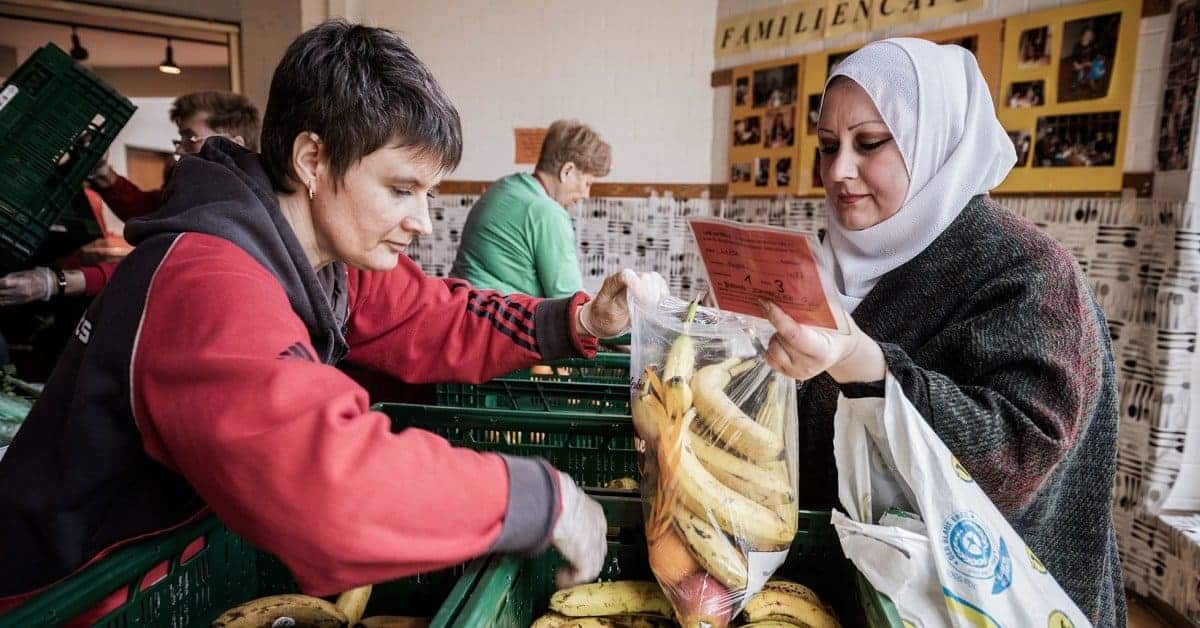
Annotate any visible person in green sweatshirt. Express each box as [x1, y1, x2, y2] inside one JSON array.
[[451, 120, 611, 297]]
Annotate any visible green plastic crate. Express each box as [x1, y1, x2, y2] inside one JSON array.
[[435, 352, 631, 414], [455, 495, 903, 627], [0, 515, 484, 627], [436, 378, 631, 415], [0, 43, 135, 269], [379, 404, 639, 489]]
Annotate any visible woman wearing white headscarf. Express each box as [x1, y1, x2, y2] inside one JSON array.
[[760, 38, 1123, 625]]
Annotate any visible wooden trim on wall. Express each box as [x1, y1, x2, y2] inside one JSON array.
[[1143, 0, 1170, 17], [711, 68, 733, 87], [437, 180, 726, 199]]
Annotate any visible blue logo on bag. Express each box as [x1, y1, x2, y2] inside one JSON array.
[[941, 510, 999, 580], [991, 537, 1012, 594]]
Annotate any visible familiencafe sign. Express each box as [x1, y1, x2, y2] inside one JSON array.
[[715, 0, 985, 57]]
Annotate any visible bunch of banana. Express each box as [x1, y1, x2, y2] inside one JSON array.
[[738, 579, 840, 627], [636, 302, 798, 600], [531, 581, 675, 627], [212, 584, 431, 628]]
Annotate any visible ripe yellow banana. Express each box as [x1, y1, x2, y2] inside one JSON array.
[[762, 579, 824, 608], [631, 389, 667, 444], [606, 477, 639, 490], [663, 332, 696, 381], [692, 364, 784, 462], [673, 433, 793, 549], [663, 377, 693, 421], [335, 585, 372, 626], [549, 581, 673, 617], [688, 430, 793, 505], [558, 617, 665, 628], [531, 611, 570, 628], [674, 507, 748, 590], [357, 617, 430, 627], [742, 589, 841, 628], [211, 594, 347, 628]]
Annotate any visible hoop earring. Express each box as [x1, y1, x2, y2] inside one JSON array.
[[308, 180, 316, 200]]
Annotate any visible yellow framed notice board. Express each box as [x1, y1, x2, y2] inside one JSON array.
[[725, 0, 1140, 196], [729, 20, 1003, 197], [996, 0, 1142, 192]]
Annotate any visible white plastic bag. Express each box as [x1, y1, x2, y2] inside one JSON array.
[[831, 374, 1092, 628], [630, 295, 800, 628]]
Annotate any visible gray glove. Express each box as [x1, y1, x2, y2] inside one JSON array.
[[551, 471, 608, 588], [0, 267, 56, 305]]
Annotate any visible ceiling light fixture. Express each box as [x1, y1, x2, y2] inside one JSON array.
[[158, 37, 181, 74], [69, 26, 89, 61]]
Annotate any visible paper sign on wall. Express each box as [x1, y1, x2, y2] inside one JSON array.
[[689, 217, 848, 333], [514, 127, 547, 164]]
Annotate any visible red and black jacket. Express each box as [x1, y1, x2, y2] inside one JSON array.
[[0, 139, 597, 605]]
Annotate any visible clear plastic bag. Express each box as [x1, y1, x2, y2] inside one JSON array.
[[630, 295, 799, 628]]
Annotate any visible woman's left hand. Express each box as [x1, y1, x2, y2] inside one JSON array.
[[759, 300, 887, 383]]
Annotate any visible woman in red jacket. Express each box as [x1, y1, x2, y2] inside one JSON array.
[[0, 20, 664, 607]]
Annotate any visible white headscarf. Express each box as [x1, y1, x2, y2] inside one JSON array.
[[820, 38, 1016, 312]]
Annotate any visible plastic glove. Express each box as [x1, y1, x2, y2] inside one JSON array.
[[0, 267, 56, 306], [760, 299, 886, 384], [577, 269, 669, 339], [551, 471, 608, 588], [87, 151, 117, 188]]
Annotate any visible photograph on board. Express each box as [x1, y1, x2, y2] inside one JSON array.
[[1034, 112, 1120, 167], [1058, 13, 1121, 103], [764, 106, 796, 148], [1018, 25, 1052, 67], [1008, 80, 1046, 108], [752, 63, 798, 108], [733, 116, 761, 146], [775, 157, 792, 187]]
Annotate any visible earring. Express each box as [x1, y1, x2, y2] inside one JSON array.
[[308, 180, 315, 200]]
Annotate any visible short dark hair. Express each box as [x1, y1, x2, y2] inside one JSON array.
[[170, 91, 260, 151], [260, 20, 463, 193]]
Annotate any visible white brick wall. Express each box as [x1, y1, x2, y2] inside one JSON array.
[[713, 0, 1174, 181], [340, 0, 718, 183]]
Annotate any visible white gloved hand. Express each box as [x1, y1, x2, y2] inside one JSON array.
[[551, 471, 608, 588], [577, 269, 669, 339], [0, 267, 56, 305]]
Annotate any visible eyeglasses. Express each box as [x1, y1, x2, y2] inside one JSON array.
[[172, 133, 229, 154]]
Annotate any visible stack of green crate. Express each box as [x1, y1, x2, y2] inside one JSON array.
[[435, 352, 632, 415], [0, 515, 485, 627], [0, 43, 135, 270]]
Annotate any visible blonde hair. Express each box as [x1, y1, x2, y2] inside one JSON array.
[[536, 119, 611, 177]]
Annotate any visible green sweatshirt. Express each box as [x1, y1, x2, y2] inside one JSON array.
[[450, 173, 583, 297]]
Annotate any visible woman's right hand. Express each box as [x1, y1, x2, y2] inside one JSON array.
[[0, 267, 56, 306]]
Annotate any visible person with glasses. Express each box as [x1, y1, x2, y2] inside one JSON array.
[[90, 90, 260, 221], [0, 92, 260, 306]]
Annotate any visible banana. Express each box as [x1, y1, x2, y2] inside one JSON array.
[[663, 376, 693, 420], [558, 617, 666, 628], [740, 622, 807, 627], [672, 433, 793, 549], [742, 589, 841, 628], [688, 431, 792, 505], [631, 390, 667, 444], [357, 617, 429, 628], [335, 585, 372, 626], [211, 594, 347, 628], [762, 579, 824, 608], [663, 333, 696, 381], [531, 611, 570, 628], [549, 581, 672, 617], [674, 507, 748, 590], [606, 476, 639, 490], [692, 363, 784, 463]]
